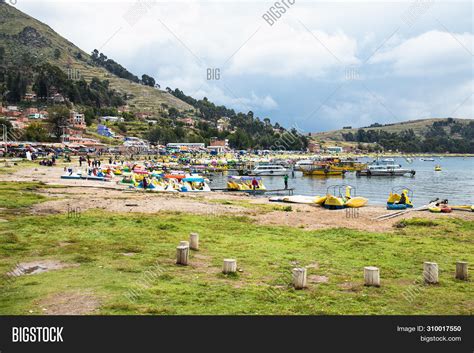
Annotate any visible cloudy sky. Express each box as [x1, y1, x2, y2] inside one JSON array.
[[15, 0, 474, 132]]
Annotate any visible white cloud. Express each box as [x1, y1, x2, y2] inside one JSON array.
[[226, 22, 359, 78], [370, 30, 474, 77], [190, 83, 278, 112], [13, 0, 474, 130]]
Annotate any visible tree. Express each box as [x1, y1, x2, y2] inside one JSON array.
[[228, 129, 252, 150], [23, 122, 49, 142], [122, 112, 135, 121], [168, 107, 179, 119], [84, 108, 95, 126], [47, 105, 70, 141], [148, 126, 178, 145], [174, 126, 185, 139], [53, 48, 61, 59], [6, 71, 27, 103], [117, 122, 128, 133], [141, 74, 156, 87], [32, 63, 69, 100], [90, 50, 139, 83], [0, 118, 13, 131]]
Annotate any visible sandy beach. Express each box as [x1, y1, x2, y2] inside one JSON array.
[[2, 164, 473, 233]]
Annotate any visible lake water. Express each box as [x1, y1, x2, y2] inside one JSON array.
[[209, 157, 474, 206]]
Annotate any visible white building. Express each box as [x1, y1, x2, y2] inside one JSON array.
[[123, 137, 149, 152], [166, 143, 205, 149], [100, 116, 124, 123], [327, 146, 344, 153]]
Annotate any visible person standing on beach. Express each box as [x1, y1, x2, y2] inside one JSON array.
[[251, 177, 258, 191], [284, 174, 289, 189]]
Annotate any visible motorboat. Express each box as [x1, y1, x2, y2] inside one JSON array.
[[357, 160, 415, 177], [302, 164, 346, 176], [294, 159, 314, 172], [248, 164, 289, 176]]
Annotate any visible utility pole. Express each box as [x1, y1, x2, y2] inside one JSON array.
[[1, 124, 7, 154], [59, 125, 67, 144]]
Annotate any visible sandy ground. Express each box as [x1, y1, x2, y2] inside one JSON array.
[[37, 290, 100, 315], [8, 260, 79, 276], [2, 165, 473, 232]]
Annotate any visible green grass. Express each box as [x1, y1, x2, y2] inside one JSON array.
[[208, 199, 294, 213], [0, 181, 472, 315], [0, 160, 39, 175], [0, 181, 50, 209], [0, 207, 472, 315]]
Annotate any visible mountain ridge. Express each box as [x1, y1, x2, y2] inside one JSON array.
[[310, 118, 473, 141], [0, 2, 194, 113]]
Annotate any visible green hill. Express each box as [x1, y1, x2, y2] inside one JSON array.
[[310, 118, 472, 142], [0, 2, 193, 114], [310, 118, 474, 153]]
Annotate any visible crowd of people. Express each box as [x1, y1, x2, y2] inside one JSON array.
[[78, 156, 103, 168]]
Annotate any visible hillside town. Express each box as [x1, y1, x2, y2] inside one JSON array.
[[0, 103, 239, 157], [1, 100, 359, 159]]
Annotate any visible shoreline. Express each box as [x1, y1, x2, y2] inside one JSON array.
[[1, 163, 473, 233]]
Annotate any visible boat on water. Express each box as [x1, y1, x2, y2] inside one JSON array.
[[227, 176, 266, 193], [301, 158, 347, 176], [420, 157, 435, 161], [336, 159, 367, 172], [435, 165, 442, 171], [299, 157, 365, 175], [302, 164, 346, 176], [248, 164, 289, 176], [382, 158, 395, 163], [357, 160, 415, 177], [294, 159, 315, 172]]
